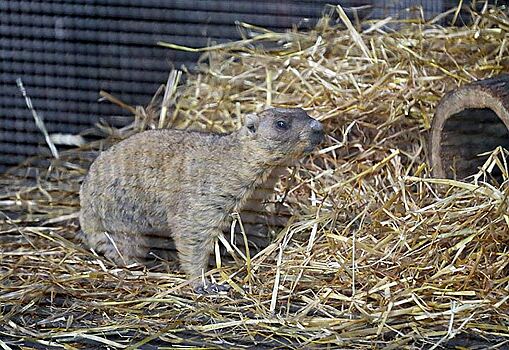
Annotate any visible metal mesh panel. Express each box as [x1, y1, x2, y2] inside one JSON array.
[[0, 0, 467, 172], [1, 0, 372, 172]]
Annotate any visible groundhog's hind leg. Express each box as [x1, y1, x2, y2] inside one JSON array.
[[101, 231, 148, 265], [81, 198, 154, 265], [82, 230, 145, 266], [80, 210, 146, 265]]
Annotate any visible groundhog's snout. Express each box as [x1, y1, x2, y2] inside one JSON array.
[[308, 119, 324, 147]]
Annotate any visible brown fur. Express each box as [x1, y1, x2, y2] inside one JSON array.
[[79, 108, 323, 287]]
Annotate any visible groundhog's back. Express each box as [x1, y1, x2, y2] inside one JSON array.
[[79, 129, 227, 236]]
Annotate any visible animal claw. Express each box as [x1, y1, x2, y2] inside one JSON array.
[[194, 282, 231, 294]]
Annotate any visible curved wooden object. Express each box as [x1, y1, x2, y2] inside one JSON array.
[[430, 74, 509, 179]]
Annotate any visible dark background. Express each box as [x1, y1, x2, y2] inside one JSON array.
[[0, 0, 475, 172]]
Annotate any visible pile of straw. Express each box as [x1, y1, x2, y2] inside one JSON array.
[[1, 4, 509, 348]]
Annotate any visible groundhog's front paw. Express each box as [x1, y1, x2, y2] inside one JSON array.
[[194, 282, 231, 294]]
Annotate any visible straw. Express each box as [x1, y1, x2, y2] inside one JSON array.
[[1, 4, 508, 348]]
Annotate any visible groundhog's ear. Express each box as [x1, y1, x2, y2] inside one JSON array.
[[244, 113, 259, 134]]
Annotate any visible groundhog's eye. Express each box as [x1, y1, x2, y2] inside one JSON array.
[[275, 120, 289, 130]]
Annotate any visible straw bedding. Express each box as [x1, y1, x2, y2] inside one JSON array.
[[1, 4, 508, 349]]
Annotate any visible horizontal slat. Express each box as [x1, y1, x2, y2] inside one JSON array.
[[1, 94, 135, 115], [0, 113, 92, 128], [0, 131, 45, 144], [0, 153, 27, 168], [0, 107, 132, 126], [0, 142, 50, 156], [44, 0, 352, 17], [0, 38, 200, 61], [0, 64, 165, 87], [4, 13, 243, 40], [0, 116, 100, 133], [0, 129, 101, 144], [0, 48, 178, 72], [1, 82, 153, 109], [0, 24, 226, 47], [2, 1, 312, 29]]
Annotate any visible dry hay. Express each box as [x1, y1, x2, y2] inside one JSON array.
[[1, 4, 509, 349]]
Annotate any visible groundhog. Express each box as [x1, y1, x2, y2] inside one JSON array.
[[79, 107, 324, 292]]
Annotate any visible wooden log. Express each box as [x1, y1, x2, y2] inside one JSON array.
[[429, 74, 509, 179]]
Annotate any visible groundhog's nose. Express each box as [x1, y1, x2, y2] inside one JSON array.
[[309, 119, 324, 145]]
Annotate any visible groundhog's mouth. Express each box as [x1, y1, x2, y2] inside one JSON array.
[[303, 131, 324, 153], [303, 142, 321, 154], [303, 144, 319, 154]]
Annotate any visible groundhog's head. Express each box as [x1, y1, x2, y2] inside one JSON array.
[[240, 108, 324, 161]]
